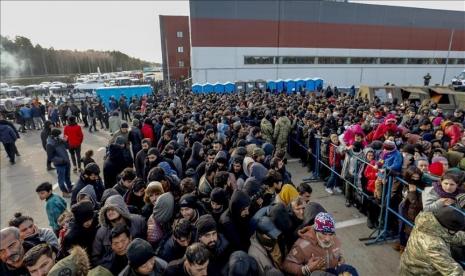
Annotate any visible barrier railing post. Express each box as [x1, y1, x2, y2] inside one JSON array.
[[314, 136, 320, 179]]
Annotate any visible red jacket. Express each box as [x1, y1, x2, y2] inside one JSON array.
[[329, 143, 343, 169], [445, 123, 462, 146], [364, 160, 378, 193], [141, 124, 154, 142], [63, 124, 83, 148]]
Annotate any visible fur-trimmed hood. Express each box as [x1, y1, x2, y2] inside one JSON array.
[[48, 246, 89, 276]]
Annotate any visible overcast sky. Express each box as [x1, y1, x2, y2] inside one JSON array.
[[1, 1, 463, 63]]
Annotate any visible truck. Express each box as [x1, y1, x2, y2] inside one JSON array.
[[452, 70, 465, 91], [357, 85, 465, 113]]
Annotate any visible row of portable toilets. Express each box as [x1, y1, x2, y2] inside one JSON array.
[[191, 78, 324, 94]]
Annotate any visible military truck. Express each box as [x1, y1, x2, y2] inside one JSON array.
[[357, 85, 465, 113]]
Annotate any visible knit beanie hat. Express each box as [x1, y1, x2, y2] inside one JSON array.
[[195, 214, 217, 238], [179, 194, 198, 210], [71, 201, 95, 224], [313, 212, 336, 234], [383, 140, 396, 151], [210, 187, 228, 206], [429, 162, 444, 177], [121, 122, 129, 128], [433, 206, 465, 232], [127, 238, 156, 269]]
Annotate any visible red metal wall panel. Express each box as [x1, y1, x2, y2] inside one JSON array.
[[160, 16, 191, 80], [190, 18, 465, 51]]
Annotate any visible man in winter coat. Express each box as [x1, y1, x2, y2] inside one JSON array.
[[219, 190, 252, 251], [248, 216, 284, 276], [195, 214, 231, 274], [41, 120, 54, 170], [60, 200, 98, 259], [46, 128, 73, 197], [0, 123, 19, 164], [261, 111, 274, 144], [63, 116, 84, 172], [71, 162, 105, 205], [103, 136, 134, 189], [283, 212, 357, 276], [400, 207, 465, 276], [158, 218, 193, 263], [135, 139, 151, 178], [120, 238, 167, 276], [92, 195, 146, 268], [128, 119, 143, 157], [273, 110, 292, 154]]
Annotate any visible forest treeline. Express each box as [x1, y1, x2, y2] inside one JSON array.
[[1, 35, 156, 77]]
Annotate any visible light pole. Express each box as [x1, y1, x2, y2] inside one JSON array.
[[442, 29, 454, 86]]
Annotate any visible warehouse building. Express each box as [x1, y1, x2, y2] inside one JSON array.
[[187, 0, 465, 87]]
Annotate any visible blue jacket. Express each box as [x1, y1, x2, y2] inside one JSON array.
[[382, 149, 403, 172], [31, 106, 41, 117], [46, 136, 70, 166], [0, 124, 18, 143], [20, 106, 32, 118]]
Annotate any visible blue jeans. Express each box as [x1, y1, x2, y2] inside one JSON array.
[[326, 169, 340, 189], [56, 164, 72, 193]]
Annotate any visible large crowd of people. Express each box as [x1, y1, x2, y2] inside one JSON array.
[[1, 87, 465, 276]]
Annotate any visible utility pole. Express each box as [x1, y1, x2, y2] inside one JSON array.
[[164, 36, 171, 92], [442, 28, 454, 86]]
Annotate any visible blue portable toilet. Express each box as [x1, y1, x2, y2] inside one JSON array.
[[276, 79, 284, 93], [213, 82, 225, 93], [305, 78, 316, 91], [266, 80, 276, 91], [96, 85, 153, 109], [314, 78, 323, 90], [285, 79, 296, 94], [224, 82, 235, 93], [295, 78, 306, 92], [202, 83, 214, 93], [192, 83, 202, 94]]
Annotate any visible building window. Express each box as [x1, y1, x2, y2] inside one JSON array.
[[244, 56, 274, 64], [380, 58, 406, 64], [177, 46, 183, 53], [281, 56, 315, 64], [407, 58, 430, 64], [349, 57, 377, 64], [178, 60, 184, 68], [176, 31, 183, 38], [317, 57, 348, 64]]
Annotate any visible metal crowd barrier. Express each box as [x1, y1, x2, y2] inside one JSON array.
[[289, 133, 465, 249]]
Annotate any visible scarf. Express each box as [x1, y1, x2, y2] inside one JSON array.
[[433, 181, 460, 199]]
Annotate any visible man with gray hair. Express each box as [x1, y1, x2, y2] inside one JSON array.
[[0, 227, 29, 275]]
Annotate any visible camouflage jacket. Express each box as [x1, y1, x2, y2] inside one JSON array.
[[273, 116, 292, 145], [260, 118, 274, 144], [400, 211, 465, 276]]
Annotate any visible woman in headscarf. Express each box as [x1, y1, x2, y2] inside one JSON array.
[[147, 192, 174, 248]]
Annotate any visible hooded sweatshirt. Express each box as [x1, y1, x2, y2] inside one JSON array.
[[92, 195, 146, 267], [219, 190, 252, 251], [76, 184, 99, 209]]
